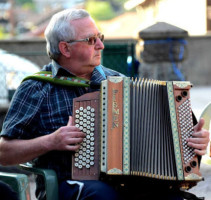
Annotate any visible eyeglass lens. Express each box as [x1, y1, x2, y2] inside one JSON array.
[[88, 34, 104, 45]]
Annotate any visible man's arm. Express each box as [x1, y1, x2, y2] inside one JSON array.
[[1, 117, 208, 166], [0, 117, 85, 166], [187, 118, 210, 156]]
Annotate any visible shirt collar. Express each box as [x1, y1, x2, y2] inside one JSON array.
[[51, 60, 74, 78], [91, 65, 106, 83]]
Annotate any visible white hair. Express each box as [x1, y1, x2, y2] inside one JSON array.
[[44, 9, 90, 60]]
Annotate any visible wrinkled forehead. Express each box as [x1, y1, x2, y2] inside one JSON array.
[[70, 17, 100, 38]]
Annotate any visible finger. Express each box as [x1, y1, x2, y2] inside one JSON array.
[[65, 144, 81, 151], [67, 131, 86, 138], [66, 137, 84, 145], [194, 118, 205, 132], [60, 125, 80, 133], [67, 116, 73, 126], [194, 149, 207, 156], [187, 141, 207, 150], [187, 137, 207, 144], [191, 128, 210, 141]]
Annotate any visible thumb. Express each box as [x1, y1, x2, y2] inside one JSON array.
[[67, 116, 73, 126], [194, 118, 205, 132]]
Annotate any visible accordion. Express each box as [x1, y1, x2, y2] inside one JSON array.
[[72, 76, 202, 187]]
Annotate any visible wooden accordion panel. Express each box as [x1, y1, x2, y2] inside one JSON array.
[[72, 77, 202, 185]]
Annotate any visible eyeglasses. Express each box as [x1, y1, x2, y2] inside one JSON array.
[[66, 33, 104, 45]]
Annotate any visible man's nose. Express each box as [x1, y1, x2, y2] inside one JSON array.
[[95, 37, 104, 50]]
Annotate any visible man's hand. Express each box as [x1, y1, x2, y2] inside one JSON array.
[[0, 116, 86, 166], [187, 118, 210, 156], [50, 116, 85, 151]]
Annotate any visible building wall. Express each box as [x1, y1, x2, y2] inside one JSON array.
[[183, 36, 211, 86], [0, 39, 50, 68], [136, 0, 207, 36]]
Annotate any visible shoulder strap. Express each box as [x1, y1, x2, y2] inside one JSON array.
[[22, 71, 90, 87]]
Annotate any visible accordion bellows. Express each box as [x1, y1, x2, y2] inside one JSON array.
[[72, 76, 202, 186]]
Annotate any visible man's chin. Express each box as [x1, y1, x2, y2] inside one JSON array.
[[92, 61, 101, 67]]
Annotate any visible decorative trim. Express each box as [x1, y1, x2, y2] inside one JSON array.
[[167, 82, 184, 180], [22, 71, 90, 87], [107, 168, 123, 175], [100, 80, 108, 173], [185, 173, 203, 181], [173, 81, 191, 88], [123, 77, 130, 174]]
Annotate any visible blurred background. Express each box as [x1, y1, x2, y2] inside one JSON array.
[[1, 0, 211, 122], [0, 0, 211, 199]]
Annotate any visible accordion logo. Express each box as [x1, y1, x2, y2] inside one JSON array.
[[112, 89, 120, 129]]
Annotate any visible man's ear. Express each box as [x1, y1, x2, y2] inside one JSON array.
[[59, 41, 71, 58]]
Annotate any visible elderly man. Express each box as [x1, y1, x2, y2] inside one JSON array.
[[0, 9, 209, 200]]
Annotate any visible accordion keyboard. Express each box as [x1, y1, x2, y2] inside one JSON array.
[[72, 91, 100, 180], [178, 99, 195, 165], [74, 106, 96, 169]]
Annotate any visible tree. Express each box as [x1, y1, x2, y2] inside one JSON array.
[[85, 0, 116, 21], [16, 0, 33, 5], [16, 0, 35, 11], [101, 0, 127, 13]]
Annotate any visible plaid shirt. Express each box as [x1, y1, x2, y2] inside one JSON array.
[[1, 61, 122, 182]]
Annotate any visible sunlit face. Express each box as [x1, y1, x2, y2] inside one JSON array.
[[67, 17, 104, 78]]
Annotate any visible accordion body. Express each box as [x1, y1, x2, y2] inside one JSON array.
[[72, 77, 202, 187]]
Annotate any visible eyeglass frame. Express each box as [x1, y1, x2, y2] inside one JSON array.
[[66, 33, 104, 45]]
